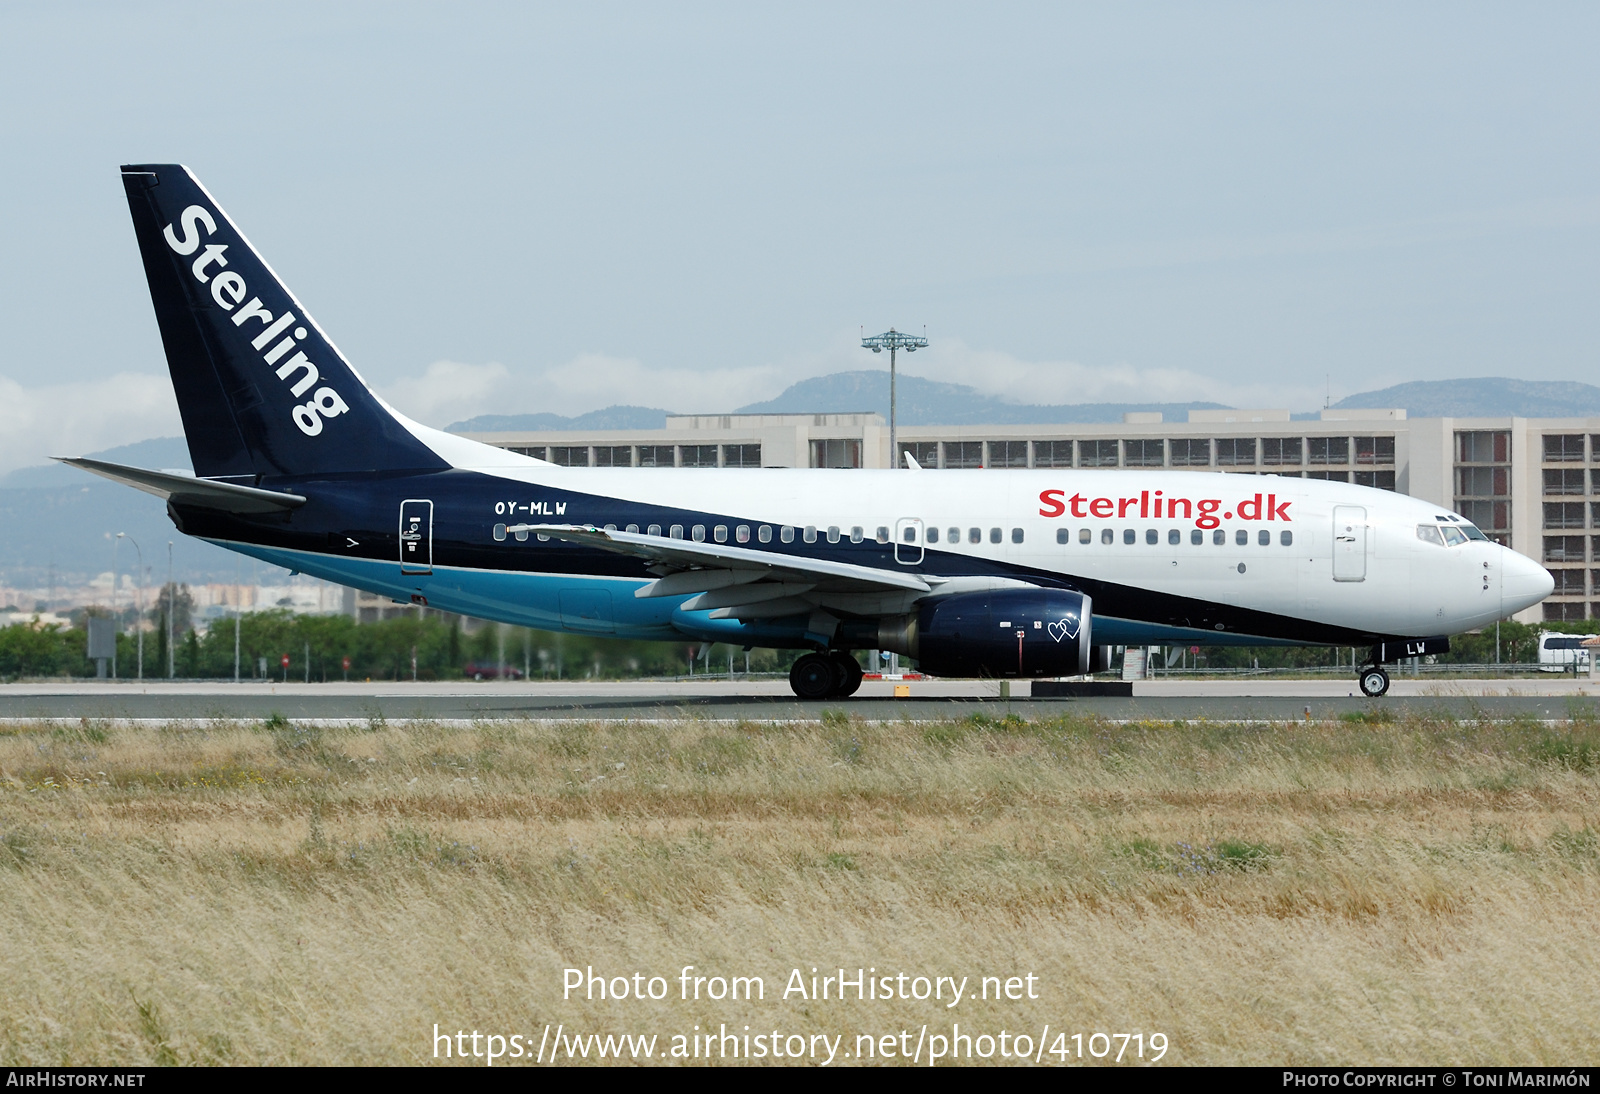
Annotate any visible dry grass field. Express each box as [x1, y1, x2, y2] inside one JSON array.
[[1, 706, 1597, 1066]]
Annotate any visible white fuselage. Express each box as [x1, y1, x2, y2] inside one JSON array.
[[444, 442, 1554, 642]]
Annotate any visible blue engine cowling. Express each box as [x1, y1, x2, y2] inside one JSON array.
[[913, 589, 1092, 678]]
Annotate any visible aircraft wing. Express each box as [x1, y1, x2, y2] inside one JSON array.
[[511, 523, 933, 618], [58, 457, 307, 514]]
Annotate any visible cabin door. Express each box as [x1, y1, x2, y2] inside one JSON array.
[[1332, 505, 1366, 582], [399, 499, 434, 575]]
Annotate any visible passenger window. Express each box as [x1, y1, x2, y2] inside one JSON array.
[[1258, 529, 1270, 546], [1280, 530, 1293, 546], [1235, 529, 1248, 546], [604, 524, 617, 531], [1056, 528, 1069, 545], [648, 524, 662, 536], [713, 525, 728, 542], [1169, 529, 1181, 545], [969, 528, 981, 544], [850, 526, 863, 543], [780, 525, 794, 543], [989, 527, 1002, 544], [875, 526, 889, 543], [803, 526, 817, 543], [1080, 528, 1092, 544], [827, 526, 841, 543], [1190, 529, 1203, 546], [626, 524, 640, 534], [903, 525, 917, 542], [1011, 527, 1024, 544], [669, 525, 684, 539], [493, 523, 507, 541], [1123, 529, 1136, 545], [1145, 529, 1158, 545], [1213, 529, 1226, 546], [758, 525, 772, 543], [693, 525, 706, 542], [1101, 528, 1113, 545], [1441, 525, 1468, 547], [514, 527, 529, 542], [1415, 524, 1444, 547], [736, 525, 750, 543], [948, 527, 959, 544], [929, 526, 941, 544]]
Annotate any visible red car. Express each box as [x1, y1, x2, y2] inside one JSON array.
[[463, 663, 525, 681]]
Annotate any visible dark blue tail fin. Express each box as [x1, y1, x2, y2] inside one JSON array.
[[120, 165, 448, 480]]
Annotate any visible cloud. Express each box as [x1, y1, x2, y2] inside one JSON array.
[[727, 330, 1329, 412], [377, 360, 523, 426], [909, 337, 1328, 410], [376, 335, 1329, 428], [0, 372, 181, 478], [0, 337, 1329, 478], [376, 354, 805, 425]]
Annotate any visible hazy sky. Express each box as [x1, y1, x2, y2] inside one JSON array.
[[1, 2, 1596, 473]]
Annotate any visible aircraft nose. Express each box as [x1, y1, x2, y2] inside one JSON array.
[[1501, 547, 1554, 616]]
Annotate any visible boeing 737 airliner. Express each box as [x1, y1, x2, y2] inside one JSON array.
[[68, 165, 1554, 698]]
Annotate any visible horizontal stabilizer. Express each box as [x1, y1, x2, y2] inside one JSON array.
[[58, 457, 307, 514]]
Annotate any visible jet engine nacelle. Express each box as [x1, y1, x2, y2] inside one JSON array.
[[853, 588, 1092, 678]]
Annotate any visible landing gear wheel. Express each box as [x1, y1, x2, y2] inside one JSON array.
[[1359, 666, 1390, 698], [790, 653, 836, 700], [828, 652, 863, 698]]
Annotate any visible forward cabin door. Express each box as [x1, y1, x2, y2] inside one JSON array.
[[399, 499, 433, 574], [1332, 505, 1367, 582], [895, 518, 924, 565]]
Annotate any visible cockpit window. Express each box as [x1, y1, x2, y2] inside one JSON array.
[[1420, 522, 1478, 547]]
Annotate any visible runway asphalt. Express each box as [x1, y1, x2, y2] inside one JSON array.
[[0, 676, 1595, 722]]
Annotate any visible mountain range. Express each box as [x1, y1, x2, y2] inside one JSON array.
[[447, 373, 1600, 432], [1331, 378, 1600, 418]]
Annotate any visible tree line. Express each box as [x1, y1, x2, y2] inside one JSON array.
[[0, 590, 800, 681], [0, 589, 1593, 681]]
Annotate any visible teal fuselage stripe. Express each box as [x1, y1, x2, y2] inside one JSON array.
[[209, 540, 815, 646], [213, 540, 1300, 650]]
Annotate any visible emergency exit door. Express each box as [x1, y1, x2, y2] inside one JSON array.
[[400, 500, 433, 574], [895, 518, 924, 564]]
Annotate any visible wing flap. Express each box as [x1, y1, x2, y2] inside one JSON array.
[[636, 569, 766, 599], [681, 582, 817, 611], [707, 597, 818, 620]]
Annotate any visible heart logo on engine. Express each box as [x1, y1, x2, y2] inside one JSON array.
[[1046, 615, 1079, 643]]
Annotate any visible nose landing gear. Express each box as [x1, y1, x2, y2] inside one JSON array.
[[1358, 665, 1390, 697]]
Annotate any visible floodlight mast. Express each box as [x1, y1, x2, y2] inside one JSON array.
[[861, 327, 928, 468]]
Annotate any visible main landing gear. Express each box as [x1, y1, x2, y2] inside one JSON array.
[[789, 651, 863, 700], [1358, 665, 1390, 698]]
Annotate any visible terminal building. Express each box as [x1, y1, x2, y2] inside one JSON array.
[[456, 408, 1600, 623]]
